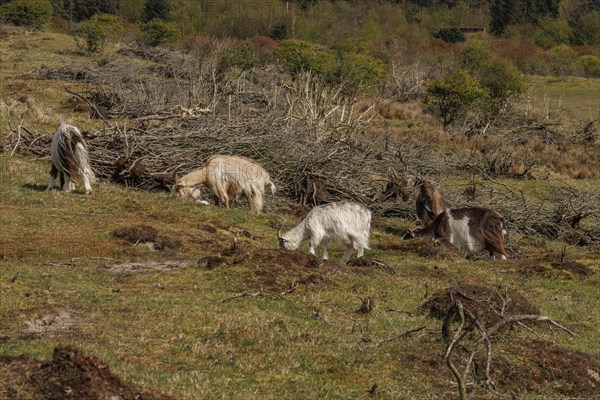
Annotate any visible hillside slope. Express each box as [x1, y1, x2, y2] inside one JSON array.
[[1, 27, 600, 399]]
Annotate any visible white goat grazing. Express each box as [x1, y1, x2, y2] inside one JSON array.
[[278, 201, 371, 262], [46, 123, 95, 194], [175, 155, 275, 213]]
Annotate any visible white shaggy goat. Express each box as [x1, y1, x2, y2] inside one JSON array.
[[404, 207, 508, 259], [415, 181, 444, 226], [46, 123, 95, 194], [278, 201, 371, 262], [175, 155, 275, 213]]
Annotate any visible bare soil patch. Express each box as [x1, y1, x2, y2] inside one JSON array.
[[113, 224, 182, 252], [0, 346, 174, 399], [106, 260, 190, 273], [21, 306, 77, 337]]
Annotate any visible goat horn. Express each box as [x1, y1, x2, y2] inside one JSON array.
[[277, 226, 283, 239]]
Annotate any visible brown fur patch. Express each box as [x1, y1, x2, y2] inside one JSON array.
[[416, 181, 444, 225]]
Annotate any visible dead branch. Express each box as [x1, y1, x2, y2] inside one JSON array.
[[220, 290, 284, 302], [377, 326, 426, 345], [444, 300, 469, 400]]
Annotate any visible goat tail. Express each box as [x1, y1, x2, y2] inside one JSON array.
[[359, 208, 372, 250], [269, 181, 276, 195]]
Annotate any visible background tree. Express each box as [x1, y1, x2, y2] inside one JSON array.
[[0, 0, 52, 29], [142, 0, 170, 22], [490, 0, 515, 35]]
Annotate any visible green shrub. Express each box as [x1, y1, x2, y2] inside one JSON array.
[[277, 39, 386, 95], [221, 44, 259, 71], [580, 55, 600, 77], [424, 69, 487, 128], [334, 50, 387, 94], [533, 17, 573, 48], [547, 45, 580, 76], [433, 27, 465, 43], [572, 11, 600, 46], [72, 14, 122, 53], [139, 20, 180, 47], [460, 44, 525, 117], [0, 0, 52, 29], [276, 40, 336, 77]]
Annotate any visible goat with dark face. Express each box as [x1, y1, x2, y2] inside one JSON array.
[[415, 181, 444, 226], [404, 207, 508, 260]]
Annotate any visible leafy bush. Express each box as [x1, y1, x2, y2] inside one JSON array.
[[433, 27, 465, 43], [533, 17, 573, 48], [277, 39, 386, 95], [220, 44, 259, 71], [334, 50, 387, 94], [579, 55, 600, 78], [276, 40, 336, 77], [424, 69, 486, 128], [72, 14, 123, 53], [139, 20, 179, 47], [0, 0, 52, 29], [547, 45, 581, 77], [461, 44, 525, 117], [572, 11, 600, 46]]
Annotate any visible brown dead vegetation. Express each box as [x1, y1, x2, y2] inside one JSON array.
[[0, 346, 174, 400]]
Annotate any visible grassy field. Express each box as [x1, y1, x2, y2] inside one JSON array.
[[1, 27, 600, 399], [1, 157, 599, 399]]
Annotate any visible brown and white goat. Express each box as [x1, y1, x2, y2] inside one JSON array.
[[175, 155, 275, 213], [46, 123, 95, 194], [415, 181, 444, 226], [404, 207, 508, 259]]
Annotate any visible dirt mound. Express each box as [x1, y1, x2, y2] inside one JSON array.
[[239, 250, 341, 293], [113, 224, 182, 251], [491, 339, 600, 397], [423, 284, 539, 328], [0, 346, 174, 400], [399, 338, 600, 398]]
